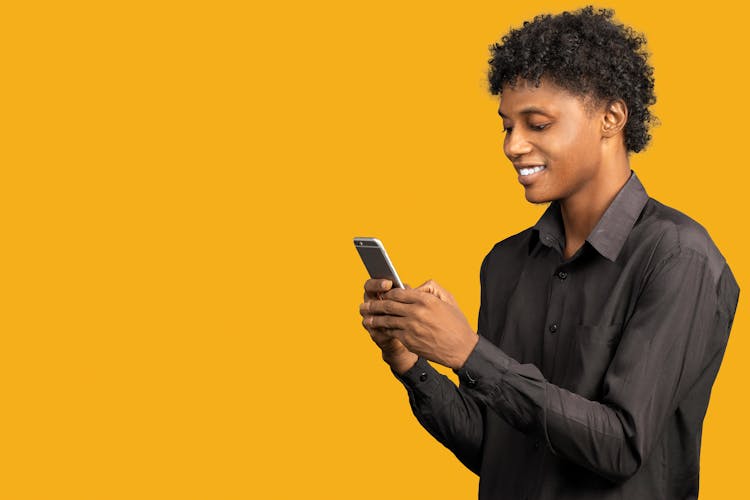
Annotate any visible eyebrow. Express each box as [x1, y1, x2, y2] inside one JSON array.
[[498, 106, 554, 118]]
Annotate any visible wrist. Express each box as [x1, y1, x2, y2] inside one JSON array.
[[384, 350, 419, 375], [452, 332, 479, 370]]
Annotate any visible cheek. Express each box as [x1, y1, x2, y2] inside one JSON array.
[[559, 124, 588, 151], [554, 124, 599, 165]]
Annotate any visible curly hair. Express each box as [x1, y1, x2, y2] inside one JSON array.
[[488, 6, 657, 153]]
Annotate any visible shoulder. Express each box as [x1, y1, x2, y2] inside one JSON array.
[[635, 197, 740, 322], [478, 227, 535, 284], [635, 198, 726, 285], [483, 227, 534, 265]]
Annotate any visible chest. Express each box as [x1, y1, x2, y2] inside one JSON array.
[[483, 247, 644, 399]]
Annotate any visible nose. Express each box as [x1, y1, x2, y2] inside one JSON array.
[[503, 127, 533, 160]]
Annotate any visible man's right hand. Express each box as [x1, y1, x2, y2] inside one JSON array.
[[360, 278, 418, 375]]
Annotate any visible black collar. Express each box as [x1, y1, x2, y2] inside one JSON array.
[[530, 170, 649, 262]]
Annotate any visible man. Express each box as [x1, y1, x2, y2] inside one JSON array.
[[358, 6, 739, 500]]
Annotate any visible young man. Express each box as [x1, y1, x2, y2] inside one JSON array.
[[358, 6, 739, 500]]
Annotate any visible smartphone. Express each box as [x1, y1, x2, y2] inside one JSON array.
[[353, 237, 405, 289]]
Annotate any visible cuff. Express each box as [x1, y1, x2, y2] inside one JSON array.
[[453, 335, 511, 395], [391, 356, 434, 388]]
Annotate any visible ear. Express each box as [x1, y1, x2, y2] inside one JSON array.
[[601, 99, 628, 139]]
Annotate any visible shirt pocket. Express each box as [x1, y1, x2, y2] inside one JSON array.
[[564, 323, 623, 399], [576, 322, 623, 346]]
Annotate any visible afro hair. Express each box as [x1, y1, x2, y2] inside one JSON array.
[[488, 5, 657, 153]]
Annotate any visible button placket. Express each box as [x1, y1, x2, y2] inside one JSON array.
[[542, 264, 568, 374]]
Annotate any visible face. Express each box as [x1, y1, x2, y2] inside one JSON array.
[[498, 78, 607, 204]]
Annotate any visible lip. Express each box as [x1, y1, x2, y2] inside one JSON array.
[[515, 164, 546, 186], [513, 162, 546, 168]]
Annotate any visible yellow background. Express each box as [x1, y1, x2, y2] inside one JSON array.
[[2, 1, 747, 498]]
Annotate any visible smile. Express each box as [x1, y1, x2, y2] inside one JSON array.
[[519, 165, 546, 176], [516, 165, 546, 186]]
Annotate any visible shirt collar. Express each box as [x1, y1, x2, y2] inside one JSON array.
[[530, 170, 649, 262]]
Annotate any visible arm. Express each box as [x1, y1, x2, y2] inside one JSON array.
[[359, 258, 494, 474], [391, 357, 485, 474], [392, 256, 495, 475], [455, 248, 739, 481]]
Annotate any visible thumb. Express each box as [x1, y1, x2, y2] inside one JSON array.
[[415, 279, 441, 296], [415, 279, 456, 305]]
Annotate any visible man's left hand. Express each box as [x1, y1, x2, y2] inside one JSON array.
[[359, 280, 479, 370]]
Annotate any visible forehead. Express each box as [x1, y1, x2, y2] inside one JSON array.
[[498, 78, 591, 118]]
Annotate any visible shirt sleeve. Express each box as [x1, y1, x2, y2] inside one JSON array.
[[391, 358, 485, 474], [390, 254, 494, 475], [454, 247, 740, 482]]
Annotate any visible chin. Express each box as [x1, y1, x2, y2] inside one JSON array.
[[524, 188, 554, 205]]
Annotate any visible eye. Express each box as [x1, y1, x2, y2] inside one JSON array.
[[531, 123, 550, 131], [502, 126, 513, 134]]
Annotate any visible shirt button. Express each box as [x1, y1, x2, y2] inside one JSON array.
[[419, 372, 428, 382], [549, 322, 558, 333], [534, 440, 540, 449], [557, 271, 568, 280]]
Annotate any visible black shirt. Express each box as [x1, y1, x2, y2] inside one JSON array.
[[394, 171, 739, 499]]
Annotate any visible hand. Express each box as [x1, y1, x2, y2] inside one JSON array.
[[360, 278, 418, 374], [361, 280, 479, 370]]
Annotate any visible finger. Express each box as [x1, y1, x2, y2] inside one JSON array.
[[369, 326, 396, 342], [360, 317, 390, 336], [415, 279, 440, 295], [360, 299, 411, 317], [381, 288, 424, 304], [414, 279, 455, 304], [369, 331, 389, 347], [364, 279, 393, 300], [365, 278, 393, 293], [366, 314, 405, 330]]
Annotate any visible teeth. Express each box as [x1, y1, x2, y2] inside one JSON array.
[[520, 165, 546, 176]]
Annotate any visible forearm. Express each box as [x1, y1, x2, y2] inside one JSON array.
[[393, 357, 484, 474], [456, 335, 642, 482], [456, 332, 732, 483]]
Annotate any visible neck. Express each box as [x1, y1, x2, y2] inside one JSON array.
[[559, 156, 631, 259]]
